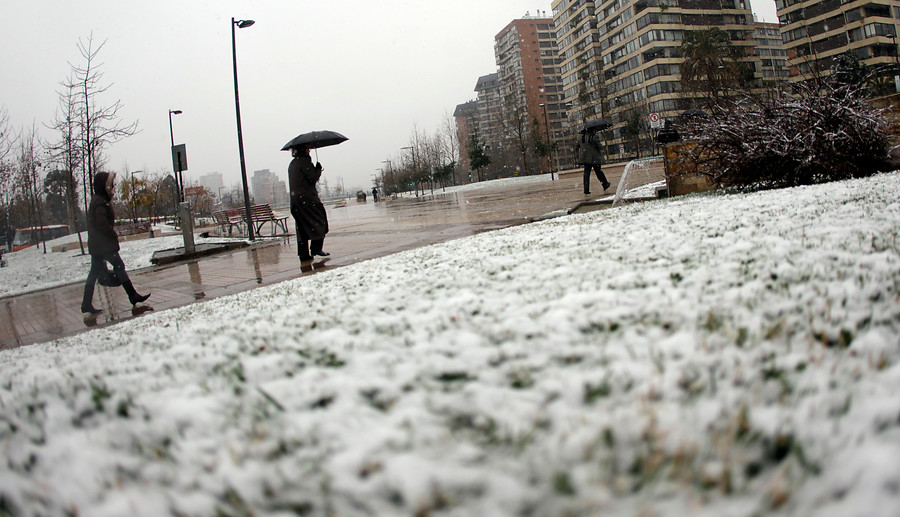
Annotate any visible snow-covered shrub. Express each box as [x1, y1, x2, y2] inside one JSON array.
[[680, 82, 891, 190]]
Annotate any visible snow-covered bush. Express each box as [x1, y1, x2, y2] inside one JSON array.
[[680, 82, 891, 190]]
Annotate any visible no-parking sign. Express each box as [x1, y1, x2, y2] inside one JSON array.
[[649, 112, 662, 129]]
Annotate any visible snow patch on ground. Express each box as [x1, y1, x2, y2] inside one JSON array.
[[1, 173, 899, 516]]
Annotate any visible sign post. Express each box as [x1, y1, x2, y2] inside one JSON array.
[[171, 144, 188, 202], [649, 112, 662, 129]]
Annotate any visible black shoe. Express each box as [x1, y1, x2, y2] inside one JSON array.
[[82, 305, 102, 315], [312, 250, 330, 257], [129, 293, 150, 305], [584, 191, 591, 195], [603, 181, 611, 190]]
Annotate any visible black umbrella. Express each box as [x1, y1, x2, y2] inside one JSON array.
[[681, 108, 708, 119], [579, 118, 612, 133], [281, 130, 349, 151]]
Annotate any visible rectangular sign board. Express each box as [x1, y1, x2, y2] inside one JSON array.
[[184, 186, 203, 197], [172, 144, 188, 173]]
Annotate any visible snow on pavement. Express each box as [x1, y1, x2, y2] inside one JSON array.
[[0, 173, 898, 516]]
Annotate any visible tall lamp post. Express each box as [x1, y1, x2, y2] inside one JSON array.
[[401, 146, 419, 196], [232, 17, 256, 240], [539, 103, 556, 181], [168, 110, 183, 201], [130, 170, 143, 223], [382, 159, 393, 194]]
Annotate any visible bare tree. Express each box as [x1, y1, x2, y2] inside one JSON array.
[[498, 94, 537, 176], [16, 124, 47, 250], [69, 34, 139, 216], [440, 111, 460, 186], [0, 107, 17, 237], [46, 76, 83, 233]]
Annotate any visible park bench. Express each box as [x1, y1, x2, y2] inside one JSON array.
[[238, 204, 290, 236], [212, 209, 245, 236], [114, 222, 151, 236]]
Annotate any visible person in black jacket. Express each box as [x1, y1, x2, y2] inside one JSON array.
[[576, 129, 610, 195], [288, 145, 330, 263], [81, 172, 150, 314]]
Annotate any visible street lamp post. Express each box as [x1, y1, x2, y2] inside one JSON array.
[[382, 159, 393, 195], [401, 146, 420, 196], [232, 17, 256, 241], [168, 110, 183, 201], [539, 103, 556, 181], [130, 170, 143, 223]]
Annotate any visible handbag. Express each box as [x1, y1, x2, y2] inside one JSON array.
[[98, 266, 122, 287]]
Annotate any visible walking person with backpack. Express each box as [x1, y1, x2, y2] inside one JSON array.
[[81, 171, 150, 314], [576, 127, 611, 195]]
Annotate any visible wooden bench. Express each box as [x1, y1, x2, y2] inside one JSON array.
[[114, 222, 151, 236], [212, 209, 245, 236], [242, 204, 290, 236]]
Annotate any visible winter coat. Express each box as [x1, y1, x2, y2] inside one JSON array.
[[577, 132, 604, 165], [87, 172, 120, 257], [288, 154, 329, 240]]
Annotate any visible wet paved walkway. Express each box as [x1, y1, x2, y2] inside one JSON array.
[[1, 164, 664, 349]]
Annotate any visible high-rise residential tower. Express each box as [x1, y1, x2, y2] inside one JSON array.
[[495, 14, 573, 171], [777, 0, 900, 84], [553, 0, 758, 161]]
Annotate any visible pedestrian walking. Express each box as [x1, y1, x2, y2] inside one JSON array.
[[81, 172, 150, 314], [288, 145, 330, 263], [576, 129, 610, 195], [372, 186, 379, 202]]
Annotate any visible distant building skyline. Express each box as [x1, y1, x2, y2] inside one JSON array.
[[251, 169, 288, 207]]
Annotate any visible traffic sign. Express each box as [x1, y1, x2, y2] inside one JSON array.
[[649, 112, 662, 129]]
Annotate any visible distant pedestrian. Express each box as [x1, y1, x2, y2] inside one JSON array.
[[3, 226, 13, 252], [81, 172, 150, 314], [372, 186, 379, 202], [288, 145, 330, 263], [576, 129, 610, 195], [656, 120, 680, 144]]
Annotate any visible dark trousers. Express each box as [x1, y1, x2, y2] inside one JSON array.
[[294, 218, 324, 259], [583, 164, 609, 193], [82, 253, 138, 309]]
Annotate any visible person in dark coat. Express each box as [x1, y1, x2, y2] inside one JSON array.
[[656, 120, 681, 144], [372, 186, 378, 202], [81, 171, 150, 314], [576, 129, 610, 195], [288, 145, 329, 263]]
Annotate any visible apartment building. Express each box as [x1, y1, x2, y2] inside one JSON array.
[[553, 0, 606, 126], [495, 15, 573, 171], [197, 172, 224, 200], [473, 73, 504, 157], [553, 0, 758, 160], [250, 169, 288, 207], [754, 21, 789, 82], [777, 0, 900, 83], [453, 100, 478, 173]]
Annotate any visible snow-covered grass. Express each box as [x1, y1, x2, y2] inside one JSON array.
[[1, 173, 899, 516], [0, 232, 246, 298]]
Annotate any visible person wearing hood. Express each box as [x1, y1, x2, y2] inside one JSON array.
[[288, 145, 330, 263], [81, 171, 150, 314], [576, 129, 611, 195]]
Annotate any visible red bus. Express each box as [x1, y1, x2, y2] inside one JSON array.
[[11, 225, 70, 252]]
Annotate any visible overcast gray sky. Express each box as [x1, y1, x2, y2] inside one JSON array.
[[1, 0, 777, 192]]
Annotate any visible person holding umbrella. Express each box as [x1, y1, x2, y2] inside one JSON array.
[[288, 145, 330, 262], [576, 119, 611, 195]]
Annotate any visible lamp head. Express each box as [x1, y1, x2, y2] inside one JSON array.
[[236, 19, 255, 28], [170, 110, 183, 115]]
